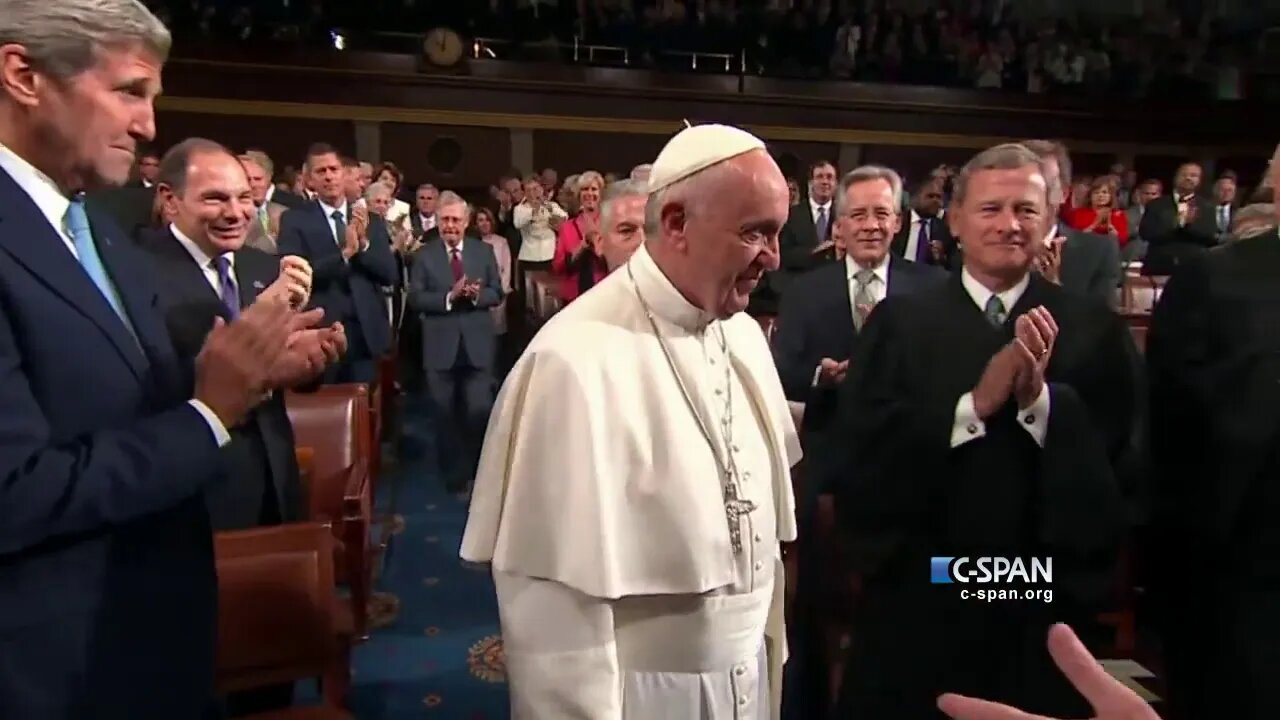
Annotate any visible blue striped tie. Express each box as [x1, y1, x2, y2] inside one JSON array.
[[65, 195, 136, 337]]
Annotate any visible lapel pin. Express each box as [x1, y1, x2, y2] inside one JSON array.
[[252, 281, 265, 290]]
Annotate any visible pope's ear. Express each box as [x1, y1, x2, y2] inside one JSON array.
[[659, 201, 688, 247]]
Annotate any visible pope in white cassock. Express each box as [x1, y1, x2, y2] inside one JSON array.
[[460, 123, 801, 719]]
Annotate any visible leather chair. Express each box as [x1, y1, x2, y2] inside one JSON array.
[[285, 386, 374, 640], [215, 522, 352, 718]]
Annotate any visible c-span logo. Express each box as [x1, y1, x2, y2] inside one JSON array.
[[930, 556, 1053, 584]]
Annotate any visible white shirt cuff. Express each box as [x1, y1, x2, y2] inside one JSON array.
[[444, 295, 452, 312], [811, 364, 823, 388], [188, 399, 231, 447], [950, 391, 986, 448], [1017, 383, 1051, 448]]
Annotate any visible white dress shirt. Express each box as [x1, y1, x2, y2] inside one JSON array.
[[810, 198, 832, 237], [811, 254, 890, 388], [903, 210, 931, 259], [0, 141, 229, 447], [317, 198, 349, 244], [170, 224, 235, 297], [950, 269, 1051, 449]]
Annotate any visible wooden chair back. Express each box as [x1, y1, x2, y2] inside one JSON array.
[[215, 522, 348, 709]]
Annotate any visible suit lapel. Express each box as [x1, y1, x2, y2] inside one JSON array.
[[0, 170, 152, 380], [885, 255, 912, 298], [234, 253, 267, 312]]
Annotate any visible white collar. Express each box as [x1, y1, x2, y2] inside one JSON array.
[[0, 141, 71, 238], [170, 223, 234, 270], [960, 267, 1029, 317], [264, 185, 276, 204], [845, 252, 890, 285], [629, 243, 716, 332], [445, 238, 465, 253], [809, 197, 831, 214], [318, 198, 348, 220]]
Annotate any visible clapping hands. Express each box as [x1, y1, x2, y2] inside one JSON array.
[[259, 255, 313, 309], [971, 305, 1058, 418]]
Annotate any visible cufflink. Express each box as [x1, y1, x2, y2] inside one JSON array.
[[967, 424, 978, 434], [1024, 414, 1035, 424]]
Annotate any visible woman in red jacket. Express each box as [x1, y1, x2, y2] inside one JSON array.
[[1064, 175, 1129, 247], [551, 170, 606, 303]]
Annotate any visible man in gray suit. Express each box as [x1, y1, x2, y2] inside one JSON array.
[[409, 191, 504, 494], [1023, 140, 1121, 307], [1123, 178, 1162, 262], [240, 150, 289, 254]]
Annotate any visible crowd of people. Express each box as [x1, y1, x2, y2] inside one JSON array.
[[3, 0, 1280, 719], [143, 0, 1262, 98]]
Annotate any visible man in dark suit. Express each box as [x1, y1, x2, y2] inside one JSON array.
[[139, 138, 343, 532], [409, 191, 504, 494], [774, 165, 946, 720], [1022, 140, 1121, 307], [751, 160, 838, 315], [1146, 145, 1280, 720], [243, 147, 307, 210], [891, 177, 956, 268], [85, 183, 157, 242], [127, 149, 160, 188], [138, 137, 345, 718], [0, 8, 318, 717], [1139, 161, 1218, 275], [409, 182, 441, 242], [278, 142, 398, 385], [833, 144, 1140, 719]]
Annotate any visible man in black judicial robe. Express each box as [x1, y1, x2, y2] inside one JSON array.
[[832, 144, 1142, 719], [1146, 145, 1280, 720]]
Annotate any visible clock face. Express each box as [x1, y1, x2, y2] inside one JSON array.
[[424, 28, 464, 67]]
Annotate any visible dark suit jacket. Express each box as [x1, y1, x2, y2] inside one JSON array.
[[409, 239, 503, 371], [85, 185, 156, 243], [776, 201, 834, 292], [891, 212, 957, 269], [409, 212, 440, 242], [269, 188, 308, 210], [136, 230, 305, 531], [0, 169, 225, 718], [1058, 226, 1122, 307], [1148, 231, 1280, 552], [1138, 193, 1218, 275], [773, 255, 947, 489], [276, 201, 397, 358]]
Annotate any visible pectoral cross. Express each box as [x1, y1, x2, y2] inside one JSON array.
[[724, 479, 758, 554]]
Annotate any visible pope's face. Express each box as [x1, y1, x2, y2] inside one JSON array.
[[679, 151, 787, 318]]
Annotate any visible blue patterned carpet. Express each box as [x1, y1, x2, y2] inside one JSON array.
[[345, 398, 510, 719]]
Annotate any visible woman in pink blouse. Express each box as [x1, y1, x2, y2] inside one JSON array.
[[474, 207, 512, 338], [550, 170, 606, 303]]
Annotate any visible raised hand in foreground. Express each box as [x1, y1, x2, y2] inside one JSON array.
[[937, 624, 1159, 720]]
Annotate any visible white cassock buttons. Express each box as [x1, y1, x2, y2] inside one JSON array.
[[735, 665, 746, 676], [1023, 414, 1035, 424], [754, 561, 763, 571], [732, 444, 740, 453], [967, 424, 978, 434], [739, 695, 748, 706], [754, 533, 762, 543]]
